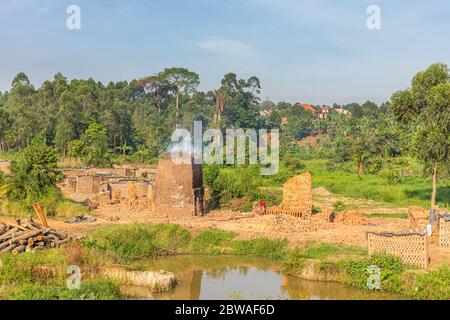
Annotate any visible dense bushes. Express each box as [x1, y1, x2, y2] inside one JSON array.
[[203, 164, 296, 211], [0, 142, 68, 216], [345, 253, 405, 294], [407, 266, 450, 300]]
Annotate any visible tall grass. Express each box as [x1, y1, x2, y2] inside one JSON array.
[[0, 249, 120, 300]]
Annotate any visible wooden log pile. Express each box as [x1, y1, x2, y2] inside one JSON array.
[[0, 217, 71, 255]]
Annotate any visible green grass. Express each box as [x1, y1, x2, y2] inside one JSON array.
[[282, 243, 367, 275], [232, 238, 289, 260], [0, 151, 19, 161], [84, 224, 289, 261], [302, 159, 450, 208], [82, 223, 191, 261], [0, 249, 120, 300], [407, 266, 450, 300]]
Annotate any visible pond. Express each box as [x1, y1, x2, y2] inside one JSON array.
[[120, 255, 406, 300]]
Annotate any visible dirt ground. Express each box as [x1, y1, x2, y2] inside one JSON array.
[[3, 188, 449, 269]]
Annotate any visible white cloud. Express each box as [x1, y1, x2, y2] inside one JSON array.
[[197, 36, 255, 57]]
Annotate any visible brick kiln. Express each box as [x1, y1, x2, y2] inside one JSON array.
[[154, 154, 204, 215]]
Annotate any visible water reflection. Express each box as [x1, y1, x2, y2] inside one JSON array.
[[123, 255, 405, 300]]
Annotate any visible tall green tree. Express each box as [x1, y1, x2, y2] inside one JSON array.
[[390, 63, 450, 208], [159, 68, 200, 121]]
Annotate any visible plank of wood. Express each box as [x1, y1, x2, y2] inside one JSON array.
[[33, 203, 49, 228]]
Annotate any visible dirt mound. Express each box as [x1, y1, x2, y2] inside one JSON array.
[[313, 187, 332, 196], [334, 210, 368, 225]]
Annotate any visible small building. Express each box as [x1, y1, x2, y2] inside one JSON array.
[[299, 103, 318, 114], [259, 109, 272, 117], [334, 108, 352, 116], [318, 105, 330, 119]]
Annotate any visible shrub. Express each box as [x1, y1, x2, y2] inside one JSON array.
[[190, 229, 236, 255], [232, 238, 288, 260], [408, 266, 450, 300], [333, 201, 346, 212], [345, 253, 405, 294], [281, 249, 307, 274], [83, 224, 191, 261]]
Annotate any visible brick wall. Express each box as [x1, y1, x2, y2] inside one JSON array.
[[367, 232, 428, 268]]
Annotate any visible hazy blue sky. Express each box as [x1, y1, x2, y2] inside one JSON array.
[[0, 0, 449, 105]]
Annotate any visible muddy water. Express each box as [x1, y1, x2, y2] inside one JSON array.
[[122, 255, 406, 300]]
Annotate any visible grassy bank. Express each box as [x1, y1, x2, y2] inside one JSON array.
[[82, 223, 449, 300], [0, 246, 120, 300]]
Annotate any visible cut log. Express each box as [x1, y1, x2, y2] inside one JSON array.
[[0, 224, 8, 236], [0, 243, 18, 253], [8, 228, 50, 245], [12, 245, 26, 255], [0, 241, 13, 250], [0, 227, 20, 241], [51, 231, 68, 240], [0, 220, 27, 231], [56, 238, 71, 246]]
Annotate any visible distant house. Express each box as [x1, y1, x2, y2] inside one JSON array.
[[299, 103, 318, 114], [318, 105, 330, 119], [281, 117, 288, 125], [259, 109, 272, 117], [334, 108, 352, 116]]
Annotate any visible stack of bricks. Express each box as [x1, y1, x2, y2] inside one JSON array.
[[367, 231, 428, 268], [266, 172, 313, 218], [439, 215, 450, 248], [407, 206, 429, 232]]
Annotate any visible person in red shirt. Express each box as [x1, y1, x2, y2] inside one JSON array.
[[259, 200, 266, 215]]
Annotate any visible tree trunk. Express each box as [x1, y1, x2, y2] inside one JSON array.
[[431, 161, 438, 209], [357, 162, 364, 177], [176, 92, 179, 122]]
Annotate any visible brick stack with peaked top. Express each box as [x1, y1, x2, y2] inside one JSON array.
[[265, 172, 313, 218]]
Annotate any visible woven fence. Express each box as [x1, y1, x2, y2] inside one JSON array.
[[439, 217, 450, 248], [367, 232, 428, 268]]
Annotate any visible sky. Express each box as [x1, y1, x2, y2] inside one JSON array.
[[0, 0, 449, 105]]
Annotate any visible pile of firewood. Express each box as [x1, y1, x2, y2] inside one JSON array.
[[0, 217, 71, 255]]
